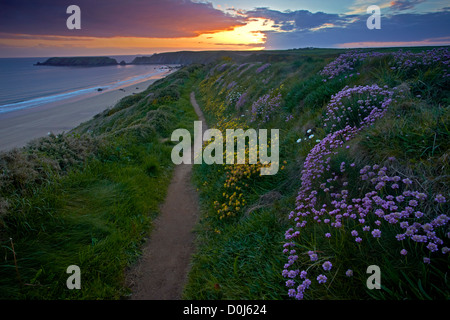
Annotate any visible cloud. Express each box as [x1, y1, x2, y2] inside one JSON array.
[[0, 33, 91, 42], [0, 0, 245, 38], [336, 36, 450, 48], [346, 0, 392, 15], [254, 9, 450, 49], [1, 0, 449, 56], [244, 7, 349, 31], [390, 0, 426, 11]]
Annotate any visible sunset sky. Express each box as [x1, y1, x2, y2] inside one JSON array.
[[0, 0, 449, 57]]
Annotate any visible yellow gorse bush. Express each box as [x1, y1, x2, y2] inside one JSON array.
[[199, 72, 285, 220]]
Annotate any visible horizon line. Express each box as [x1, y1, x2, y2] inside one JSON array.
[[1, 44, 450, 59]]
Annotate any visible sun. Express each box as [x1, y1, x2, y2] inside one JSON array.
[[198, 18, 276, 47]]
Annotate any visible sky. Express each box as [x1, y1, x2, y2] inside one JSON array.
[[0, 0, 449, 57]]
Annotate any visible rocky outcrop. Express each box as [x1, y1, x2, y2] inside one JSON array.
[[35, 56, 119, 66], [131, 51, 253, 65]]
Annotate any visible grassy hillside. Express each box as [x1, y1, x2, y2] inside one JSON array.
[[0, 47, 448, 300], [183, 47, 449, 300], [0, 65, 202, 299]]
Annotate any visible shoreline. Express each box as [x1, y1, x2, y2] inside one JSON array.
[[0, 70, 174, 151]]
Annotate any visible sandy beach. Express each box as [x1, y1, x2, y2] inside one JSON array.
[[0, 70, 174, 151]]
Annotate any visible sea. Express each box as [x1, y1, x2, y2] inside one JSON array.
[[0, 55, 170, 115]]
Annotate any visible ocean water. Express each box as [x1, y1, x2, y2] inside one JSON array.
[[0, 55, 169, 114]]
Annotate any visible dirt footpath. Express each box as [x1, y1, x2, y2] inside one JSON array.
[[126, 92, 207, 300]]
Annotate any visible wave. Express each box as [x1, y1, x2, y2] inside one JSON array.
[[0, 68, 166, 114]]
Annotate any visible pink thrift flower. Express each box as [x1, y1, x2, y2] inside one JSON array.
[[317, 274, 327, 284], [371, 229, 381, 238], [322, 261, 333, 271]]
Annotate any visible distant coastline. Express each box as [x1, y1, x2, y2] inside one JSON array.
[[33, 55, 186, 72], [35, 56, 123, 67], [0, 56, 179, 116], [0, 68, 175, 151]]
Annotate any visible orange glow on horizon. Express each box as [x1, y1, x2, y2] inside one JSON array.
[[337, 39, 450, 48], [0, 18, 275, 56]]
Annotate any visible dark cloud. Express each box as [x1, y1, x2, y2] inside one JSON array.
[[390, 0, 426, 11], [257, 10, 450, 48], [0, 0, 245, 38], [245, 7, 349, 31]]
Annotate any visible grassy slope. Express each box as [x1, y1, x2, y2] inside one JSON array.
[[183, 47, 449, 300], [0, 47, 448, 300], [0, 65, 201, 299]]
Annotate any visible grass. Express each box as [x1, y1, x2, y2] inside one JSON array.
[[184, 207, 288, 299], [2, 156, 171, 299]]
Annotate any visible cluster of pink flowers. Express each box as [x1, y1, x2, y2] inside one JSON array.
[[323, 84, 394, 131], [262, 77, 272, 85], [319, 47, 449, 80], [256, 63, 271, 74], [250, 92, 282, 123], [322, 162, 449, 254], [390, 47, 450, 77], [227, 81, 237, 90], [217, 63, 229, 73], [235, 91, 248, 110], [238, 63, 256, 77], [214, 74, 224, 87], [285, 114, 294, 122], [236, 63, 250, 71], [282, 83, 449, 300], [207, 63, 228, 77]]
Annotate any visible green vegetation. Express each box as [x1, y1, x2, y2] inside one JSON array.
[[131, 51, 254, 65], [0, 65, 202, 299], [1, 47, 448, 300], [183, 47, 449, 300]]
